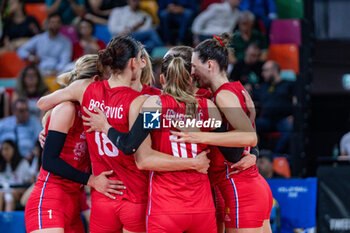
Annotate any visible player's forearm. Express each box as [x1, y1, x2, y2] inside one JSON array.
[[136, 150, 197, 171], [37, 90, 65, 111], [200, 131, 257, 147]]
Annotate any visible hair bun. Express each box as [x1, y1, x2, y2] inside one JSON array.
[[98, 48, 114, 67], [219, 33, 232, 47]]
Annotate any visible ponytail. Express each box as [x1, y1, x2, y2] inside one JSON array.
[[162, 55, 198, 117]]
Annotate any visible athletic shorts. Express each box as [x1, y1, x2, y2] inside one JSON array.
[[25, 180, 84, 233], [213, 186, 225, 223], [89, 189, 146, 233], [217, 174, 272, 229], [80, 191, 90, 212], [147, 212, 217, 233], [262, 177, 274, 220]]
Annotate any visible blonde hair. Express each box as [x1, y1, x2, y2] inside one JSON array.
[[57, 54, 101, 87], [139, 46, 154, 86], [162, 54, 198, 117], [43, 54, 101, 127]]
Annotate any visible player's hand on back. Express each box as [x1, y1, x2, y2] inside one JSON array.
[[169, 131, 202, 144], [226, 151, 256, 175], [193, 149, 210, 174], [88, 170, 126, 200], [39, 129, 46, 148], [82, 106, 111, 134], [242, 90, 256, 124]]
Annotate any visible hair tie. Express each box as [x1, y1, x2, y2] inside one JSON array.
[[213, 34, 224, 47]]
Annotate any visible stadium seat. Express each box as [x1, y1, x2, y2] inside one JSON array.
[[0, 79, 16, 88], [268, 44, 299, 74], [25, 3, 47, 27], [281, 70, 297, 81], [93, 24, 111, 45], [276, 0, 304, 19], [270, 19, 301, 46], [60, 26, 79, 44], [273, 157, 291, 178], [140, 0, 160, 25], [151, 46, 170, 58], [44, 76, 61, 92], [0, 211, 26, 233], [0, 52, 27, 78]]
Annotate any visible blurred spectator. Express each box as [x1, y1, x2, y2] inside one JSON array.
[[73, 19, 105, 60], [85, 0, 124, 25], [239, 0, 277, 31], [17, 13, 72, 76], [257, 149, 284, 179], [108, 0, 163, 52], [158, 0, 198, 45], [230, 11, 268, 62], [253, 61, 295, 153], [0, 140, 33, 212], [0, 0, 41, 53], [12, 65, 49, 119], [0, 98, 42, 159], [0, 88, 10, 119], [229, 43, 263, 92], [46, 0, 85, 25], [192, 0, 241, 45]]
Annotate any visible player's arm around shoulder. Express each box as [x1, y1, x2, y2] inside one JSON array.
[[215, 90, 257, 146], [37, 79, 92, 111]]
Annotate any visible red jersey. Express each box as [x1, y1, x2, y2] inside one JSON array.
[[82, 80, 148, 204], [209, 81, 258, 185], [37, 102, 90, 191], [196, 88, 213, 99], [148, 95, 214, 215], [141, 84, 161, 96]]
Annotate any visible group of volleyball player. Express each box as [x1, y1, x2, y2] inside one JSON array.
[[24, 34, 273, 233]]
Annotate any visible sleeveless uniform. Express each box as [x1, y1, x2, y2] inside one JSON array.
[[195, 88, 213, 99], [25, 103, 90, 233], [146, 95, 217, 233], [82, 80, 149, 233], [210, 82, 273, 228], [141, 84, 161, 96]]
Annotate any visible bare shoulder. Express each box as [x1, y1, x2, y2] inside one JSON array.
[[215, 90, 241, 108], [49, 102, 76, 132]]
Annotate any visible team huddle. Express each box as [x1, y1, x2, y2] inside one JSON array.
[[24, 34, 273, 233]]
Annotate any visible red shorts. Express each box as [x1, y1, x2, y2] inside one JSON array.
[[25, 179, 84, 233], [213, 186, 225, 223], [80, 191, 90, 212], [217, 174, 272, 229], [89, 189, 146, 233], [147, 212, 217, 233], [263, 176, 274, 220]]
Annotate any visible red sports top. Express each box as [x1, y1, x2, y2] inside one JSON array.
[[82, 80, 149, 204], [195, 88, 213, 99], [209, 81, 258, 185], [38, 102, 90, 191], [147, 95, 215, 215], [140, 84, 161, 96]]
